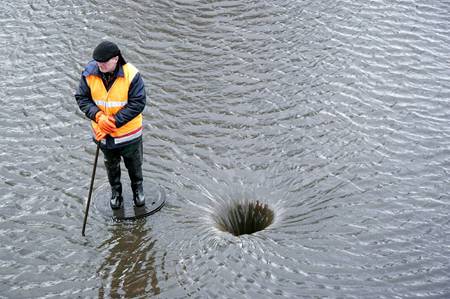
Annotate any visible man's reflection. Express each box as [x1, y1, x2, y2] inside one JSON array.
[[97, 221, 160, 298]]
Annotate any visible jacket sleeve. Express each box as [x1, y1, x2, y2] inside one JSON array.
[[114, 72, 146, 128], [75, 75, 100, 121]]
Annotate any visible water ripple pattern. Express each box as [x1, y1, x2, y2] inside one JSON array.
[[0, 0, 449, 298]]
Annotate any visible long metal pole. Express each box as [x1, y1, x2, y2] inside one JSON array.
[[82, 143, 100, 236]]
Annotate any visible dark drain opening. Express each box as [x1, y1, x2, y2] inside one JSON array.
[[214, 200, 274, 236]]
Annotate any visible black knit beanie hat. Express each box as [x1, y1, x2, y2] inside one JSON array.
[[93, 40, 126, 64]]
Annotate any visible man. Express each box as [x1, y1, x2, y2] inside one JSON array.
[[75, 40, 146, 210]]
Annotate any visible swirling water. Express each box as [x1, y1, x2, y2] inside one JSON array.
[[0, 0, 449, 298]]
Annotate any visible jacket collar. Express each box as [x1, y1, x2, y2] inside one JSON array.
[[83, 60, 125, 78]]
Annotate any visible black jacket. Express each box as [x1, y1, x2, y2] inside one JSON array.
[[75, 61, 146, 149]]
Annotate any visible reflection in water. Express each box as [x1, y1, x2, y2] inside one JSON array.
[[97, 221, 159, 298]]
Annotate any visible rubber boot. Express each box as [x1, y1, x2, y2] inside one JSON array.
[[123, 142, 145, 207], [110, 185, 123, 210], [132, 183, 145, 207], [104, 154, 123, 210]]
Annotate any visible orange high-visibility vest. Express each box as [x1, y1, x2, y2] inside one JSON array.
[[86, 63, 142, 145]]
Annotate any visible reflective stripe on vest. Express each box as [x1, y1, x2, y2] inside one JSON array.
[[86, 63, 143, 144]]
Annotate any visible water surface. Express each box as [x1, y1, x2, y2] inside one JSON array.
[[0, 0, 449, 298]]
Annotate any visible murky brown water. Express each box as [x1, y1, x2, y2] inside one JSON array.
[[1, 0, 449, 298]]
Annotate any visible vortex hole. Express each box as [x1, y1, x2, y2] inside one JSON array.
[[214, 200, 274, 236]]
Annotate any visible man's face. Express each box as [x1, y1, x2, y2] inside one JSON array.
[[96, 56, 118, 73]]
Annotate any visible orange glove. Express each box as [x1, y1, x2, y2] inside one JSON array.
[[95, 111, 104, 123], [95, 129, 107, 141], [108, 115, 116, 125], [95, 111, 116, 134]]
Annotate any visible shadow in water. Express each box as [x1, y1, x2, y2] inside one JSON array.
[[97, 221, 160, 298]]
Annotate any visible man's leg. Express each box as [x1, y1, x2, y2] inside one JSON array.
[[122, 140, 145, 207], [101, 147, 123, 209]]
